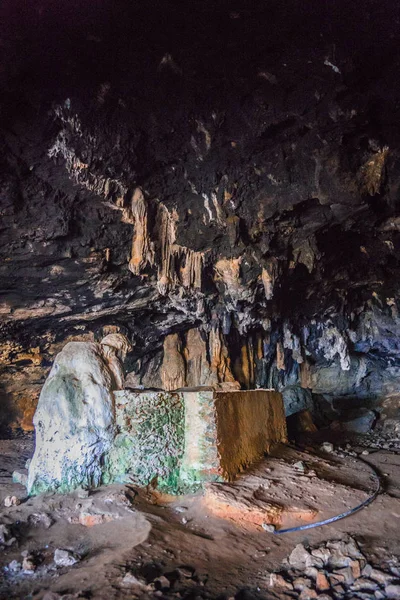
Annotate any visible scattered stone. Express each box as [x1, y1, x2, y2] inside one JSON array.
[[386, 584, 400, 599], [368, 567, 395, 585], [340, 409, 376, 434], [361, 450, 370, 455], [176, 566, 195, 579], [8, 560, 21, 573], [22, 554, 36, 572], [0, 524, 11, 544], [289, 544, 323, 569], [12, 470, 28, 486], [299, 588, 318, 600], [332, 584, 345, 595], [316, 572, 330, 591], [28, 512, 53, 529], [332, 566, 354, 585], [305, 567, 319, 580], [320, 442, 334, 453], [76, 487, 90, 499], [268, 573, 293, 590], [54, 548, 79, 567], [351, 577, 379, 591], [350, 559, 362, 579], [121, 573, 149, 588], [293, 576, 312, 591], [262, 523, 275, 533], [311, 547, 331, 565], [294, 461, 306, 473], [4, 495, 20, 507], [154, 575, 171, 590]]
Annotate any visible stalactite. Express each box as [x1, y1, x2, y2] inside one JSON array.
[[160, 333, 186, 391], [261, 258, 279, 300], [156, 204, 204, 295]]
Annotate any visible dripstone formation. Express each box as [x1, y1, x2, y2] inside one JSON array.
[[27, 334, 287, 495], [1, 0, 400, 434]]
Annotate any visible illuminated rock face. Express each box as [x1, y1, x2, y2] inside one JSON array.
[[27, 335, 130, 495], [28, 366, 287, 495]]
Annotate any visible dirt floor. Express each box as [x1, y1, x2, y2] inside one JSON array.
[[1, 432, 400, 600]]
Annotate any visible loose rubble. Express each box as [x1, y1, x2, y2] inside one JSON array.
[[267, 537, 400, 600], [54, 548, 79, 567]]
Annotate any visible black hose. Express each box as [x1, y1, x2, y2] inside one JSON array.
[[273, 456, 381, 535]]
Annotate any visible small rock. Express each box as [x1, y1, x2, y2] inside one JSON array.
[[28, 512, 53, 529], [22, 554, 36, 572], [369, 568, 395, 585], [121, 573, 148, 588], [54, 548, 79, 567], [0, 524, 11, 544], [12, 471, 28, 487], [174, 506, 188, 513], [75, 487, 90, 499], [299, 589, 318, 600], [4, 495, 20, 507], [350, 559, 361, 579], [262, 523, 275, 533], [154, 575, 171, 590], [289, 544, 323, 569], [351, 577, 379, 591], [320, 442, 334, 453], [386, 584, 400, 599], [294, 461, 306, 473], [268, 573, 293, 590], [305, 567, 319, 580], [311, 547, 331, 565], [176, 566, 195, 579], [333, 566, 354, 585], [361, 450, 370, 456], [332, 584, 345, 595], [316, 572, 330, 591], [8, 560, 21, 572], [293, 577, 312, 591]]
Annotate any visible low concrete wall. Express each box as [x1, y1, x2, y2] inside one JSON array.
[[179, 388, 287, 486]]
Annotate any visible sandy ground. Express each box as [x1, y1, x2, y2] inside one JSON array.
[[1, 434, 400, 599]]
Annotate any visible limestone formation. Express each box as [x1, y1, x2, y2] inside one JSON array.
[[27, 334, 131, 495], [160, 333, 186, 391]]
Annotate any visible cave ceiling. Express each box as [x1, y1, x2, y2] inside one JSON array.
[[1, 0, 400, 425]]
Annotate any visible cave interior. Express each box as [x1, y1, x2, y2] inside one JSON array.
[[2, 1, 400, 599]]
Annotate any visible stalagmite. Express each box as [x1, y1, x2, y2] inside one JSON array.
[[160, 333, 186, 391], [127, 188, 154, 275], [184, 328, 210, 387], [261, 257, 279, 300], [209, 326, 240, 389], [27, 334, 131, 495], [276, 341, 286, 371]]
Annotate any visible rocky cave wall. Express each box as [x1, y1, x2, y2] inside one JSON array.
[[1, 0, 400, 431]]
